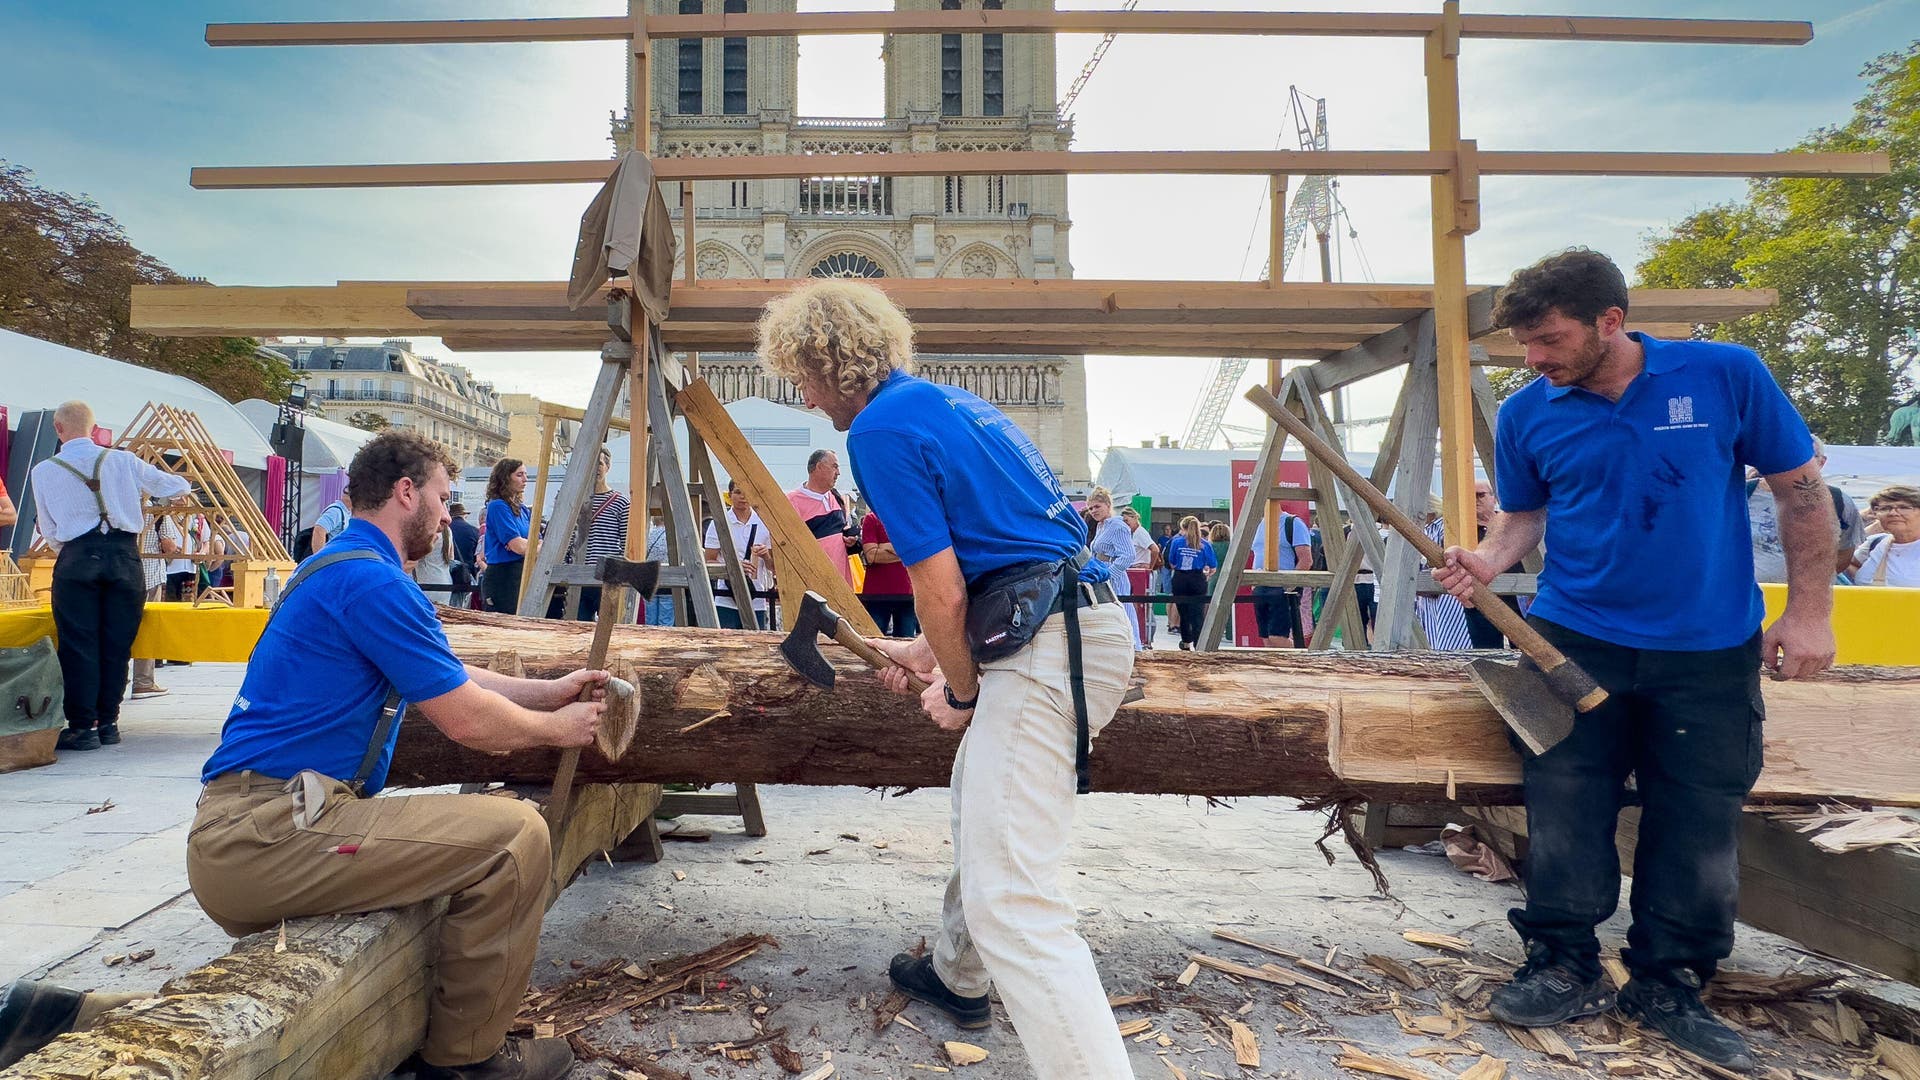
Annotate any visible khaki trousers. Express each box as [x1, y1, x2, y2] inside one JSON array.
[[186, 771, 550, 1067], [931, 603, 1138, 1080]]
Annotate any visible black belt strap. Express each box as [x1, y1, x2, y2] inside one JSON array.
[[1061, 549, 1094, 795]]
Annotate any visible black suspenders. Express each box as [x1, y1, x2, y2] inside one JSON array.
[[258, 549, 408, 794]]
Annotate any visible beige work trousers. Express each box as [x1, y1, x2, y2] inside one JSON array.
[[931, 602, 1138, 1080], [186, 771, 550, 1068]]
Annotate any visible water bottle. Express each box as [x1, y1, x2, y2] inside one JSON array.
[[263, 565, 282, 610]]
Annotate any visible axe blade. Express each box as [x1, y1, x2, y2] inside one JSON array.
[[597, 556, 661, 600], [778, 591, 842, 690]]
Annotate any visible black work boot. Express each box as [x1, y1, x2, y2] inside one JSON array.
[[888, 953, 990, 1030], [56, 727, 100, 752], [1489, 943, 1614, 1027], [1620, 972, 1755, 1072], [414, 1036, 574, 1080], [96, 723, 121, 746], [0, 980, 85, 1068]]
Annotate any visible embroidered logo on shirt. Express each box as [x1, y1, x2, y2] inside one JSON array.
[[1655, 395, 1708, 432]]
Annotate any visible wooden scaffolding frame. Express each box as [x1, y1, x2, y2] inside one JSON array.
[[135, 2, 1889, 595], [135, 4, 1885, 553]]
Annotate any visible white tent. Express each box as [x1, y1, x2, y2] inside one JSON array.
[[1, 329, 276, 469], [234, 399, 375, 473], [1819, 444, 1920, 502]]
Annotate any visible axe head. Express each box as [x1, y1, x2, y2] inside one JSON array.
[[778, 590, 843, 690], [597, 556, 661, 599], [1465, 657, 1578, 757]]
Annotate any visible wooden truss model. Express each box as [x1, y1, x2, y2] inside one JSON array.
[[117, 402, 293, 607]]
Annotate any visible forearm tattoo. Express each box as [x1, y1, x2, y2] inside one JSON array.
[[1790, 474, 1826, 509]]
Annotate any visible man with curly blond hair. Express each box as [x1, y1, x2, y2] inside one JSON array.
[[759, 279, 1139, 1079]]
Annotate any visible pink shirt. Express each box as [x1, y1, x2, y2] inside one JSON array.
[[787, 486, 854, 585]]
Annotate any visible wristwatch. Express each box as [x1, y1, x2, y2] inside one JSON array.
[[943, 685, 979, 711]]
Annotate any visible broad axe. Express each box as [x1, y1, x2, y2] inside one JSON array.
[[545, 555, 660, 830], [780, 590, 1148, 705], [781, 590, 929, 693], [1246, 384, 1607, 756]]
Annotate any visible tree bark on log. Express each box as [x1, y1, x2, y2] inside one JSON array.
[[387, 609, 1920, 806]]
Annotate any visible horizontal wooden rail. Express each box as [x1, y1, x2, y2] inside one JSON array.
[[189, 149, 1885, 191], [205, 12, 1812, 47]]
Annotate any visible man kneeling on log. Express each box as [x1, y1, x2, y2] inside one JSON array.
[[1434, 250, 1835, 1071], [758, 280, 1139, 1079], [187, 431, 608, 1080]]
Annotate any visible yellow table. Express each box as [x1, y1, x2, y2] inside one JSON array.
[[0, 602, 271, 663]]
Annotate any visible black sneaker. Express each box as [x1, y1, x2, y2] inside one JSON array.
[[1489, 946, 1613, 1027], [96, 724, 121, 746], [1620, 973, 1755, 1072], [56, 727, 101, 753], [888, 953, 990, 1030], [414, 1036, 574, 1080]]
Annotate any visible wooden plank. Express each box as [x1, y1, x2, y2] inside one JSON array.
[[675, 378, 877, 637], [133, 281, 1776, 339], [1737, 814, 1920, 985], [1371, 314, 1438, 650], [185, 150, 1883, 191], [1427, 8, 1475, 551], [1332, 671, 1920, 806], [205, 11, 1814, 46]]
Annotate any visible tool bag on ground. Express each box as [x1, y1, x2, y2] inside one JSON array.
[[0, 636, 65, 772]]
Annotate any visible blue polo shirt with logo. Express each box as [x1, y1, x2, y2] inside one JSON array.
[[846, 371, 1106, 586], [202, 519, 470, 793], [1495, 333, 1813, 651]]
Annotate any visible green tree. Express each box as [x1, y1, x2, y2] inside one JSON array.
[[1638, 44, 1919, 444], [345, 410, 392, 433], [0, 161, 295, 403]]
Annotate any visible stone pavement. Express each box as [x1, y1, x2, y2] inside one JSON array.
[[4, 659, 1914, 1080]]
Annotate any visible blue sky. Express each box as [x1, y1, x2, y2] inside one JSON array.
[[3, 0, 1914, 452]]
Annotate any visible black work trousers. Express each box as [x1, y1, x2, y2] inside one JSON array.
[[1170, 569, 1209, 646], [50, 530, 146, 730], [482, 562, 522, 615], [1514, 617, 1764, 985]]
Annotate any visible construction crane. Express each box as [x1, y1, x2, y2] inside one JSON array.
[[1179, 87, 1337, 451], [1056, 0, 1141, 117]]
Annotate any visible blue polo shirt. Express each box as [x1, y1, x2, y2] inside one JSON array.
[[202, 519, 470, 793], [846, 371, 1105, 585], [1495, 333, 1813, 650], [483, 499, 530, 564]]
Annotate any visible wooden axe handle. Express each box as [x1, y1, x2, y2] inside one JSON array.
[[546, 586, 624, 828], [1247, 385, 1607, 713], [830, 619, 931, 693]]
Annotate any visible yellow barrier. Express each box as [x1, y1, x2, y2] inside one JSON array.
[[1761, 582, 1920, 666], [0, 603, 270, 662]]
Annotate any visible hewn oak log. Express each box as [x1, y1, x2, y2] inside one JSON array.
[[388, 610, 1920, 806]]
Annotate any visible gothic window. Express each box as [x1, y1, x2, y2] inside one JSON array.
[[677, 0, 703, 114], [944, 175, 965, 213], [940, 0, 962, 116], [985, 174, 1006, 214], [981, 0, 1003, 116], [809, 252, 886, 279], [961, 250, 997, 277], [722, 0, 748, 115], [696, 247, 731, 279]]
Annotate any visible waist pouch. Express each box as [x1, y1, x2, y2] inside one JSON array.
[[965, 558, 1072, 663]]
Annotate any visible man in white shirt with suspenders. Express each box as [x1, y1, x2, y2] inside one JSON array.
[[29, 401, 190, 751]]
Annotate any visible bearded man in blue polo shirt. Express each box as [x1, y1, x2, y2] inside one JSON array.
[[1435, 249, 1835, 1071], [187, 430, 608, 1080], [758, 280, 1139, 1080]]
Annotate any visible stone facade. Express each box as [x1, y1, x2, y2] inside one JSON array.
[[616, 0, 1089, 485], [267, 339, 510, 468]]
